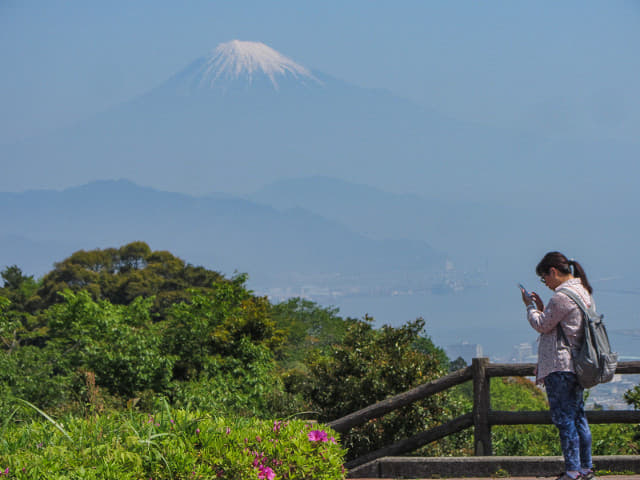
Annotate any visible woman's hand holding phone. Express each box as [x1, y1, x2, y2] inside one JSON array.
[[519, 284, 543, 311], [530, 291, 543, 311]]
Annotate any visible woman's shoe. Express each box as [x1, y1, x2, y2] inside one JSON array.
[[556, 474, 578, 480]]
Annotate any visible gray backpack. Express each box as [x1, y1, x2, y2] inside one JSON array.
[[557, 288, 618, 388]]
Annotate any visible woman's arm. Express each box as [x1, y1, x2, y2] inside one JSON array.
[[527, 292, 573, 334]]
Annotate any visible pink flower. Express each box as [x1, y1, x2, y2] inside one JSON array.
[[308, 430, 328, 442], [225, 426, 231, 434], [257, 465, 275, 479], [195, 428, 200, 434]]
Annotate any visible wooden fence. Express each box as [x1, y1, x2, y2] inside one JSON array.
[[327, 358, 640, 469]]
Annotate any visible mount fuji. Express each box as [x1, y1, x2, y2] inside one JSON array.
[[1, 39, 637, 204]]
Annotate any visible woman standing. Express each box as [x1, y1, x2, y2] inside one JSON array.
[[520, 251, 595, 480]]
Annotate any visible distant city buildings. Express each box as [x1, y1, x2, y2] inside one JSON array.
[[445, 341, 483, 364], [510, 342, 538, 363], [586, 374, 640, 410]]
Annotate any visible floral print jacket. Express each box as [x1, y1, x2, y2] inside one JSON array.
[[526, 278, 592, 384]]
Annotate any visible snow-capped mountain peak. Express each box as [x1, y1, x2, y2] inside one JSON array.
[[180, 40, 320, 91]]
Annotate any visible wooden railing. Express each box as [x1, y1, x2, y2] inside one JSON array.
[[328, 358, 640, 469]]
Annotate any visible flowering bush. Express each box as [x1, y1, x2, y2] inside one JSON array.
[[0, 406, 346, 480]]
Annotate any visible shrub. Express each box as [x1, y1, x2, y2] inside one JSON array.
[[46, 290, 174, 398], [0, 404, 346, 479], [287, 317, 457, 460], [169, 341, 285, 417]]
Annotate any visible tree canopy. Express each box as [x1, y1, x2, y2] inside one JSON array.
[[30, 242, 227, 316]]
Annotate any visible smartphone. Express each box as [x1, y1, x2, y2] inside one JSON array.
[[518, 283, 533, 302]]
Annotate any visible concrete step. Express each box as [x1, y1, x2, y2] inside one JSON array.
[[347, 455, 640, 479]]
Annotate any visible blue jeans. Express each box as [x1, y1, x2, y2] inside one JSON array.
[[544, 372, 592, 472]]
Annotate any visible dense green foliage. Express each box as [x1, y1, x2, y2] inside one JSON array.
[[271, 298, 349, 367], [1, 242, 638, 475], [285, 317, 462, 460], [490, 376, 562, 456], [0, 404, 344, 479]]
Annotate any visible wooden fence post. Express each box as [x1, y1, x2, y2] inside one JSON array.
[[472, 357, 491, 456]]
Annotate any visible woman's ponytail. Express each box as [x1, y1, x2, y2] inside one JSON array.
[[569, 259, 593, 294]]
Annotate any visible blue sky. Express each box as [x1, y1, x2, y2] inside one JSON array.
[[1, 0, 639, 145]]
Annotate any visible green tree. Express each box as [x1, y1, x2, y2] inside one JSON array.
[[0, 343, 75, 408], [0, 265, 40, 314], [163, 277, 284, 381], [449, 356, 468, 371], [271, 298, 349, 366], [36, 242, 226, 318], [286, 317, 458, 460], [0, 251, 293, 414], [163, 279, 287, 416], [0, 266, 44, 348], [46, 290, 173, 398]]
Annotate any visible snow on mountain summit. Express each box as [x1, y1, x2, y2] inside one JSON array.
[[175, 40, 320, 92], [212, 40, 312, 82]]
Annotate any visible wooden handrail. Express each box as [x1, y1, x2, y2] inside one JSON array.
[[327, 365, 472, 433], [612, 361, 640, 374], [486, 363, 536, 377], [345, 413, 473, 469], [333, 359, 640, 468]]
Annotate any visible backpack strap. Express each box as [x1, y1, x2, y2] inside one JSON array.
[[555, 287, 588, 350], [558, 287, 590, 316]]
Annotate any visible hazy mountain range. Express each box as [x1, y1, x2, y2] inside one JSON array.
[[0, 179, 442, 283]]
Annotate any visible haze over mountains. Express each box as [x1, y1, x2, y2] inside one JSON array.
[[2, 40, 639, 357], [0, 179, 441, 280], [3, 40, 637, 201]]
